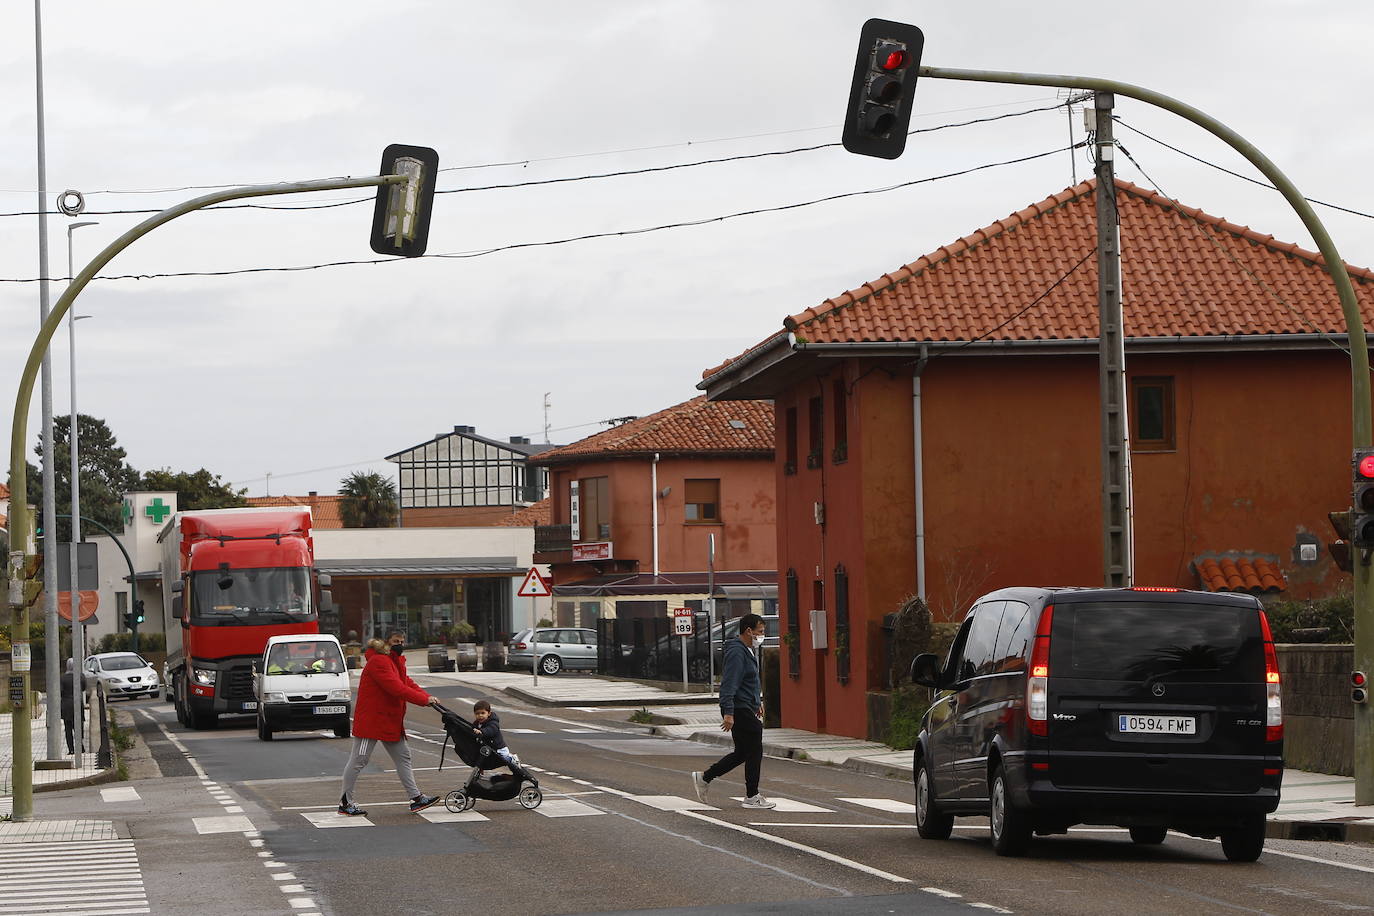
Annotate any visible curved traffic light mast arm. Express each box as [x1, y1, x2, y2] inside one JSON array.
[[4, 173, 405, 821], [921, 64, 1374, 805], [919, 65, 1371, 446], [55, 513, 136, 601]]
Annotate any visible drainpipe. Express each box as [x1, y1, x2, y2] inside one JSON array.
[[912, 347, 930, 601], [651, 452, 660, 576]]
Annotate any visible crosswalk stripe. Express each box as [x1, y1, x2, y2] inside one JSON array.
[[0, 839, 148, 915], [838, 797, 914, 813], [532, 798, 605, 818]]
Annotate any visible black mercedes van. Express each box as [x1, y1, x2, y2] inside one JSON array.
[[909, 586, 1283, 860]]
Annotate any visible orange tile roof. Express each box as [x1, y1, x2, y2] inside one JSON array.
[[495, 497, 552, 527], [244, 494, 345, 529], [1192, 554, 1287, 594], [0, 483, 10, 499], [531, 395, 774, 465], [704, 178, 1374, 381]]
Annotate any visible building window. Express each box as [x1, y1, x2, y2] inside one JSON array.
[[1131, 376, 1176, 451], [684, 478, 720, 524], [785, 569, 800, 676], [576, 476, 611, 541], [832, 379, 848, 463], [784, 407, 798, 475], [807, 396, 824, 469], [834, 564, 849, 684]]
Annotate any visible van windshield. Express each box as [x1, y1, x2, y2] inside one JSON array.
[[265, 641, 344, 675], [1052, 602, 1263, 682]]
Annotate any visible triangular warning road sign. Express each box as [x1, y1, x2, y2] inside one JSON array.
[[517, 567, 551, 598]]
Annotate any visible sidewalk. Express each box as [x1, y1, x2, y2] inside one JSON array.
[[0, 703, 115, 817], [425, 667, 1374, 844]]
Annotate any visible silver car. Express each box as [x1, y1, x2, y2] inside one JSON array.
[[84, 652, 160, 700], [507, 627, 598, 675]]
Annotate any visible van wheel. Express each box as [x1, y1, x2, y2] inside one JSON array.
[[989, 764, 1032, 856], [689, 657, 711, 681], [915, 760, 954, 840], [1220, 815, 1265, 862], [334, 721, 351, 739], [539, 655, 563, 676], [1129, 826, 1167, 845], [257, 714, 273, 742]]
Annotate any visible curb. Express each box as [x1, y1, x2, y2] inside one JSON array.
[[1267, 819, 1374, 843], [35, 766, 121, 793], [503, 686, 718, 708]]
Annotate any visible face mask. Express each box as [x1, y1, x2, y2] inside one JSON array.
[[390, 643, 404, 655], [752, 632, 766, 648]]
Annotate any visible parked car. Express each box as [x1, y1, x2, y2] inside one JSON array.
[[506, 627, 598, 675], [909, 586, 1283, 861], [634, 614, 766, 681], [83, 652, 160, 700]]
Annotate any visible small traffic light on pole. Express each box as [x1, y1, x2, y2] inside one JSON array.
[[370, 144, 440, 258], [1354, 671, 1369, 704], [842, 19, 924, 160], [1352, 449, 1374, 553]]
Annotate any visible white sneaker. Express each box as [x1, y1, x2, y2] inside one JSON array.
[[691, 771, 710, 803], [741, 794, 776, 810]]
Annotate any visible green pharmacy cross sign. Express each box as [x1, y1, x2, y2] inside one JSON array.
[[122, 499, 133, 525], [145, 498, 171, 524]]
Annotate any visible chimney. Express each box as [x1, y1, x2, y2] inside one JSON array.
[[454, 425, 475, 435], [510, 436, 530, 445], [308, 491, 317, 498]]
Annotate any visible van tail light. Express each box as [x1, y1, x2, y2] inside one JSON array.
[[1027, 604, 1054, 737], [1259, 609, 1283, 743]]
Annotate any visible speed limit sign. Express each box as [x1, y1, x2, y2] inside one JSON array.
[[673, 607, 694, 636]]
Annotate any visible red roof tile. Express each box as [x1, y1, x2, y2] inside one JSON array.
[[0, 483, 10, 499], [531, 396, 774, 465], [1192, 554, 1287, 594], [705, 178, 1374, 380], [244, 494, 345, 529], [495, 497, 552, 527]]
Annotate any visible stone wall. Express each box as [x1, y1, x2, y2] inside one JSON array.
[[1276, 643, 1353, 776]]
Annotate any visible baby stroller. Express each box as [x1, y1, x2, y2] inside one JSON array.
[[434, 702, 542, 812]]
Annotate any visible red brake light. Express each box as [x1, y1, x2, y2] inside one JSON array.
[[1027, 605, 1054, 737], [1260, 609, 1283, 742]]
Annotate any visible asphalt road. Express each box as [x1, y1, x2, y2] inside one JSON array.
[[29, 680, 1374, 916]]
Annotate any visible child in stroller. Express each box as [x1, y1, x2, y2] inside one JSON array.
[[434, 701, 542, 812]]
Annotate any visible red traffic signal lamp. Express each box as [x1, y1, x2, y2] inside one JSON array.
[[843, 19, 924, 160], [370, 144, 440, 258], [1354, 671, 1369, 704], [1353, 448, 1374, 549]]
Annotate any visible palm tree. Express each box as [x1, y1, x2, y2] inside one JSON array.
[[339, 471, 398, 528]]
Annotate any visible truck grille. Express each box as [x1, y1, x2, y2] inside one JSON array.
[[223, 666, 255, 701]]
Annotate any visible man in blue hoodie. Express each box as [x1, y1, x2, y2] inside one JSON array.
[[691, 614, 776, 809]]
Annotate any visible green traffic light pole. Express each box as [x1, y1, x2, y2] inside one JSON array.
[[5, 172, 407, 821], [917, 64, 1372, 803]]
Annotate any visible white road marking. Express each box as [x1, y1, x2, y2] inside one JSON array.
[[192, 815, 255, 834], [533, 798, 606, 818], [418, 808, 489, 824], [923, 887, 962, 898], [0, 839, 149, 914], [505, 728, 543, 734], [728, 797, 832, 813], [838, 797, 914, 813], [677, 810, 911, 883], [100, 787, 141, 802], [750, 822, 915, 829], [629, 795, 718, 811], [300, 811, 372, 828]]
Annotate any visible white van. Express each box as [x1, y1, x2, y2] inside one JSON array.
[[254, 634, 352, 741]]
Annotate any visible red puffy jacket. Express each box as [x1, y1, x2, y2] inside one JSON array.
[[352, 648, 431, 741]]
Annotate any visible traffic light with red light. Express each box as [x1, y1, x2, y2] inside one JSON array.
[[842, 19, 924, 160], [1354, 671, 1369, 705], [1352, 448, 1374, 549]]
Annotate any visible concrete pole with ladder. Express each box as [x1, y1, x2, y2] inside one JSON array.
[[1094, 91, 1133, 587]]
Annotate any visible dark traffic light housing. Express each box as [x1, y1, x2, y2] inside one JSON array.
[[842, 19, 924, 160], [370, 144, 440, 257], [1352, 448, 1374, 551], [1354, 671, 1369, 705]]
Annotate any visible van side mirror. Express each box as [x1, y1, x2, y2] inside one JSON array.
[[910, 653, 944, 688]]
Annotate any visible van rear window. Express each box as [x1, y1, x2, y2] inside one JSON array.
[[1052, 602, 1263, 682]]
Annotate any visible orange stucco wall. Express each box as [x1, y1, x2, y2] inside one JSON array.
[[775, 348, 1357, 739], [546, 456, 775, 582]]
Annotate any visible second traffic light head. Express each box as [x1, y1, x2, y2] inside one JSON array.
[[1353, 448, 1374, 548], [842, 19, 924, 160]]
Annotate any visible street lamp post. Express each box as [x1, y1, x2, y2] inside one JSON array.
[[66, 220, 97, 765]]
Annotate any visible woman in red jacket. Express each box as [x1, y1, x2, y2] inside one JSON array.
[[338, 632, 441, 816]]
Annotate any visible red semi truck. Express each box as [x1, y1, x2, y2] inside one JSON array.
[[159, 507, 332, 729]]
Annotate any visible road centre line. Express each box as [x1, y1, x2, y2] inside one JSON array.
[[675, 810, 911, 884]]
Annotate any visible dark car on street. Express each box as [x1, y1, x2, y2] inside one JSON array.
[[909, 586, 1283, 861]]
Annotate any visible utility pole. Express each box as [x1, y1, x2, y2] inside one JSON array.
[[1093, 92, 1133, 587]]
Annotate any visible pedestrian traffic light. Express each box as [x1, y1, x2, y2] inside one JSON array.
[[1352, 448, 1374, 549], [370, 143, 439, 258], [1354, 671, 1369, 705], [842, 19, 924, 160]]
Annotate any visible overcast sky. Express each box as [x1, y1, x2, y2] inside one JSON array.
[[2, 1, 1370, 498]]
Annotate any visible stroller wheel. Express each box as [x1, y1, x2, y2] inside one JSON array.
[[443, 790, 468, 814], [518, 786, 543, 810], [463, 795, 477, 811]]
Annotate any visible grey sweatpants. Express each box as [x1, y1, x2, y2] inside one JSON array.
[[341, 736, 420, 801]]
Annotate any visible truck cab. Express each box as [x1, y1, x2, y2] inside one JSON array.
[[254, 634, 352, 741]]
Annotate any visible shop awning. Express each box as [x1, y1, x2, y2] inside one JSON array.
[[316, 557, 522, 576], [552, 570, 777, 597]]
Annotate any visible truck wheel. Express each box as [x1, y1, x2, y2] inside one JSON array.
[[189, 705, 218, 730], [257, 713, 273, 741]]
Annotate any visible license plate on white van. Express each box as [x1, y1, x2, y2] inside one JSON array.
[[1118, 714, 1195, 735], [313, 705, 347, 716]]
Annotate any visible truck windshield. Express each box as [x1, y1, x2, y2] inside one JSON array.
[[191, 567, 315, 625]]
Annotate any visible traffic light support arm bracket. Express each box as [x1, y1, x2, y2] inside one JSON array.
[[919, 64, 1370, 446]]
